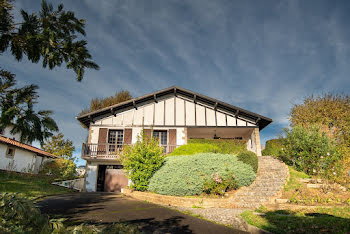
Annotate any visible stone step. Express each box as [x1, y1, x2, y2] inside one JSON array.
[[230, 156, 289, 208]]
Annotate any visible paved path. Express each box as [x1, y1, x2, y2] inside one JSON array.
[[38, 193, 245, 234]]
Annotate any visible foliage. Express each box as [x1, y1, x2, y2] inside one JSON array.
[[241, 207, 350, 234], [284, 166, 310, 192], [0, 193, 141, 234], [0, 171, 73, 199], [187, 139, 247, 154], [0, 0, 98, 81], [237, 151, 258, 173], [262, 139, 284, 157], [42, 133, 75, 161], [40, 158, 76, 180], [78, 90, 132, 128], [121, 133, 164, 191], [0, 69, 58, 144], [203, 172, 238, 196], [148, 153, 256, 196], [281, 125, 342, 179], [0, 193, 53, 233], [169, 143, 219, 156], [289, 93, 350, 183]]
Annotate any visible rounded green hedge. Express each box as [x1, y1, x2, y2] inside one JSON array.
[[148, 153, 256, 196]]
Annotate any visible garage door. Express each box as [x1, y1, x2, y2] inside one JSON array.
[[104, 165, 128, 192]]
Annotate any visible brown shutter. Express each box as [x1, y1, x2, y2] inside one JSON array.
[[98, 128, 108, 154], [169, 129, 177, 145], [124, 129, 132, 145], [168, 129, 177, 153], [143, 129, 152, 141]]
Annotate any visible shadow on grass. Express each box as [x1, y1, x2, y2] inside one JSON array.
[[258, 209, 350, 234]]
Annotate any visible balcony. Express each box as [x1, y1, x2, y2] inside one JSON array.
[[82, 143, 179, 160]]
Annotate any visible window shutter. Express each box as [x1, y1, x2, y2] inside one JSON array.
[[143, 129, 152, 140], [98, 128, 108, 154], [168, 129, 177, 153], [169, 129, 177, 145], [124, 129, 132, 144]]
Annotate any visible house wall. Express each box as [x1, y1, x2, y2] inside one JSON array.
[[91, 96, 257, 128], [89, 125, 186, 146], [0, 143, 47, 173], [85, 160, 127, 192]]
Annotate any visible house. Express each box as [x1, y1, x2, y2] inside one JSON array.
[[0, 127, 57, 174], [76, 86, 272, 192]]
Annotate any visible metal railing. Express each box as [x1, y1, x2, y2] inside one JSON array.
[[82, 143, 179, 159]]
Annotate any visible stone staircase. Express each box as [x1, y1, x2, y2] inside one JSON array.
[[231, 156, 289, 208]]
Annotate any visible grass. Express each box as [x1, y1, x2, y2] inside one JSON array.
[[241, 207, 350, 234], [0, 170, 74, 199], [284, 166, 310, 192]]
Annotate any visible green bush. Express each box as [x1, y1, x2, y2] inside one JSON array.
[[0, 193, 140, 234], [281, 125, 342, 179], [188, 139, 247, 154], [40, 158, 76, 180], [148, 153, 256, 196], [121, 133, 164, 191], [237, 151, 258, 173], [169, 143, 219, 156], [0, 193, 53, 233], [262, 139, 284, 156], [203, 172, 238, 196]]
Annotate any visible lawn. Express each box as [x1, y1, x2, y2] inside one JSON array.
[[284, 166, 310, 192], [0, 170, 74, 199], [241, 207, 350, 234]]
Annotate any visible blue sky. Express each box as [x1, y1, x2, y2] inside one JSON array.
[[1, 0, 350, 166]]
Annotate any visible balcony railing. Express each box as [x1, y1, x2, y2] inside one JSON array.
[[82, 143, 179, 160]]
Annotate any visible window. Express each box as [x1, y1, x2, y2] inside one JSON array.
[[6, 147, 15, 157], [108, 130, 124, 152], [153, 130, 168, 146]]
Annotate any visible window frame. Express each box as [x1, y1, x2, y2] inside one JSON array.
[[6, 146, 15, 158], [107, 129, 124, 152]]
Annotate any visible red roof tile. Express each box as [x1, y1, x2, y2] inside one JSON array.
[[0, 136, 57, 158]]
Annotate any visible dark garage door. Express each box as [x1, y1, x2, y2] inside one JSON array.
[[104, 165, 128, 192]]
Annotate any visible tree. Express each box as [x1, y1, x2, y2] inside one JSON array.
[[78, 90, 132, 128], [0, 0, 99, 143], [42, 133, 75, 161], [289, 93, 350, 184], [0, 0, 99, 81], [0, 69, 58, 144]]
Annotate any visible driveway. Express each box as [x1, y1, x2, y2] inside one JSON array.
[[38, 193, 245, 234]]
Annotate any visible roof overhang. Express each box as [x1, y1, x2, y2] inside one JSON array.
[[76, 86, 273, 130]]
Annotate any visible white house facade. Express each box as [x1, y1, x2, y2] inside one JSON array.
[[0, 127, 56, 174], [77, 86, 272, 192]]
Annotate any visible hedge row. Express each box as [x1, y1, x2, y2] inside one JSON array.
[[169, 139, 247, 156], [148, 153, 256, 196]]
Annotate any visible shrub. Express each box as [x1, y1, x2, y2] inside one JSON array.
[[40, 158, 76, 180], [281, 125, 342, 179], [148, 153, 256, 196], [121, 133, 164, 191], [0, 193, 140, 233], [262, 139, 284, 157], [169, 143, 219, 156], [237, 151, 258, 173], [188, 139, 247, 154], [0, 193, 53, 233], [203, 172, 238, 196]]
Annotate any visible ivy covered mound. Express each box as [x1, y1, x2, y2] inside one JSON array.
[[148, 153, 256, 196]]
